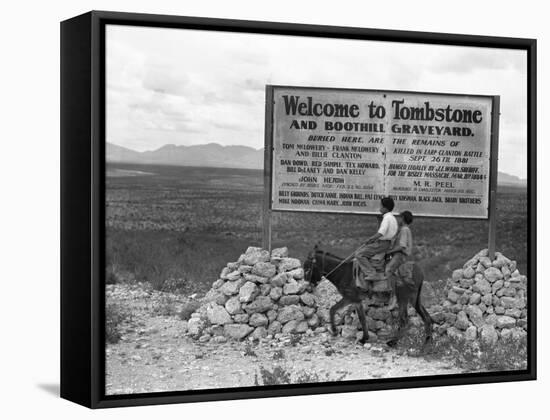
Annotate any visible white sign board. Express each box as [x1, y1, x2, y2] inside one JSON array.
[[266, 86, 496, 219]]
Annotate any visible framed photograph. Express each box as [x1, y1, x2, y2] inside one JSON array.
[[61, 11, 536, 408]]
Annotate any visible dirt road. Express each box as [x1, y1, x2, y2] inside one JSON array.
[[106, 284, 461, 395]]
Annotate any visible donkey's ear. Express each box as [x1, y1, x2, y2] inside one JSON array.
[[314, 242, 320, 250]]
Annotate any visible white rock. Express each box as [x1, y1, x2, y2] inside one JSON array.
[[249, 313, 268, 327], [283, 279, 300, 295], [278, 258, 302, 272], [224, 324, 254, 340], [279, 295, 300, 306], [243, 273, 269, 284], [300, 292, 316, 307], [225, 296, 242, 315], [245, 246, 263, 254], [239, 281, 259, 303], [480, 325, 498, 345], [250, 326, 268, 340], [479, 256, 492, 268], [220, 278, 245, 296], [277, 305, 305, 323], [289, 267, 305, 280], [238, 265, 253, 274], [271, 247, 289, 259], [267, 321, 282, 335], [452, 269, 464, 282], [463, 267, 476, 279], [473, 278, 491, 295], [225, 270, 242, 281], [465, 326, 477, 340], [484, 267, 504, 283], [496, 315, 516, 329], [252, 262, 277, 278], [188, 317, 205, 337], [244, 296, 273, 313], [455, 311, 470, 330], [469, 293, 481, 305], [206, 303, 232, 325], [282, 320, 298, 334], [243, 249, 270, 266]]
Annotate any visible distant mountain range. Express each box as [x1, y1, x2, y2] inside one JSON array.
[[497, 171, 527, 186], [107, 142, 264, 169], [107, 142, 526, 186]]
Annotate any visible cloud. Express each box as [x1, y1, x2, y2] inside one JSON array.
[[431, 49, 526, 75], [106, 25, 528, 178], [142, 64, 190, 96]]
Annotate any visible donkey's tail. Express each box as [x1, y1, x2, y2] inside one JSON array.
[[414, 271, 434, 324]]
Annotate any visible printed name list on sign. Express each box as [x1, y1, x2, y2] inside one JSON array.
[[267, 86, 496, 218]]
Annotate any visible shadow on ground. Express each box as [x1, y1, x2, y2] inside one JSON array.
[[37, 383, 59, 397]]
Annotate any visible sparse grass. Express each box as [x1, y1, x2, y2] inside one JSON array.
[[324, 348, 336, 357], [178, 301, 200, 321], [106, 165, 527, 297], [289, 333, 302, 346], [151, 295, 179, 317], [254, 364, 348, 386], [106, 229, 253, 293], [272, 349, 285, 360], [243, 342, 257, 357], [105, 303, 132, 344], [295, 370, 347, 384], [105, 264, 121, 285], [396, 328, 528, 372], [254, 365, 291, 386]]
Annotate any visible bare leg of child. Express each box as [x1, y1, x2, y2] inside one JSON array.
[[386, 274, 398, 310], [385, 253, 404, 309]]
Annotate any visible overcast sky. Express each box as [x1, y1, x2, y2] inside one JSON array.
[[106, 25, 527, 178]]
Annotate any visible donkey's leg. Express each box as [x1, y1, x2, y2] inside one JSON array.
[[354, 302, 369, 344], [387, 297, 408, 347], [329, 298, 349, 337], [409, 265, 433, 345], [414, 297, 433, 345]]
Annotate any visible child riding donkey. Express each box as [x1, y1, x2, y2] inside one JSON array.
[[354, 197, 414, 309]]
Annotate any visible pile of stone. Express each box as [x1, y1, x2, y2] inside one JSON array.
[[186, 247, 321, 343], [185, 246, 527, 346], [430, 249, 528, 344]]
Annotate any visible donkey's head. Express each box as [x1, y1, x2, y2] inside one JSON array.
[[303, 244, 322, 286]]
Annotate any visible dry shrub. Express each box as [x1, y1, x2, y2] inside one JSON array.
[[254, 365, 347, 386], [105, 303, 132, 344]]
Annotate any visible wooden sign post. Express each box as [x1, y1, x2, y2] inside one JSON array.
[[262, 86, 274, 252], [488, 96, 501, 260]]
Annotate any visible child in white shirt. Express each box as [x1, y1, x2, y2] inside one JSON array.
[[355, 197, 398, 282]]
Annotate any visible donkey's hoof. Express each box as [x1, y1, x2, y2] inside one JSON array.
[[386, 338, 398, 347], [422, 337, 434, 353]]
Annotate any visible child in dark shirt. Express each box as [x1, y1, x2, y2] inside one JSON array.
[[385, 211, 414, 309]]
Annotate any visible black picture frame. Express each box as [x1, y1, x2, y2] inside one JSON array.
[[60, 10, 537, 409]]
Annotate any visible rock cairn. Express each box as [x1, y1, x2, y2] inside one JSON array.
[[186, 247, 526, 345], [430, 249, 527, 344], [187, 247, 322, 343]]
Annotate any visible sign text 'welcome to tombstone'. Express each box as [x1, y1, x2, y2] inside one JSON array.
[[266, 86, 497, 218]]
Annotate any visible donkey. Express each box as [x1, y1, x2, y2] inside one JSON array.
[[304, 247, 433, 346]]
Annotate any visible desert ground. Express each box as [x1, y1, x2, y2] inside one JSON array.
[[105, 163, 528, 395]]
